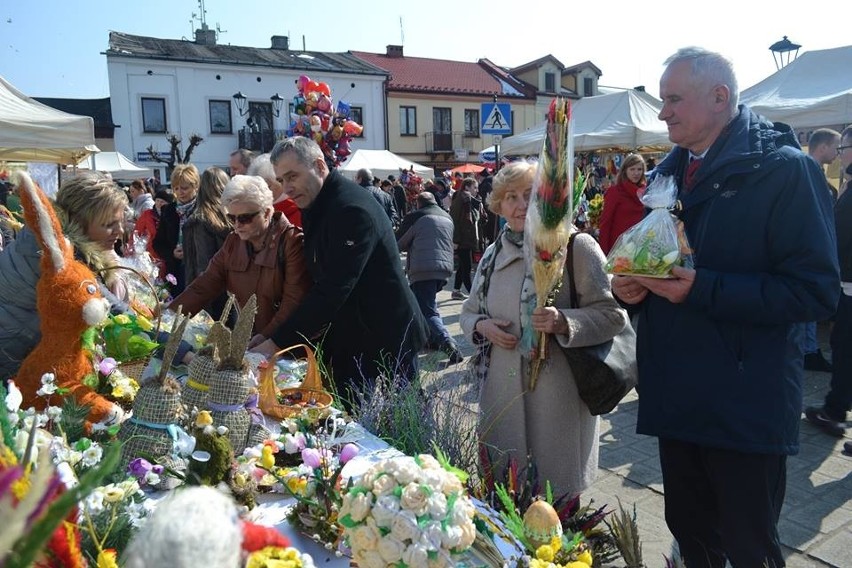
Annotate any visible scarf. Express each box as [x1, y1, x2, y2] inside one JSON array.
[[175, 197, 197, 244], [472, 227, 527, 382]]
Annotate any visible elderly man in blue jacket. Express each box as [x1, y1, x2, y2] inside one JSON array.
[[613, 47, 839, 568]]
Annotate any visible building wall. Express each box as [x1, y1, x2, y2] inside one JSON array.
[[386, 92, 538, 166], [107, 57, 386, 180]]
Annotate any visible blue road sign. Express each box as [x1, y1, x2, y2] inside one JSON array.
[[481, 103, 512, 134]]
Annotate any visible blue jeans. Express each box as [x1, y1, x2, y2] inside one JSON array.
[[825, 294, 852, 421], [802, 321, 818, 354], [410, 280, 454, 349]]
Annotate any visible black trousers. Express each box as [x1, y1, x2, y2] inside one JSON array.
[[825, 294, 852, 420], [454, 247, 473, 292], [658, 438, 787, 568]]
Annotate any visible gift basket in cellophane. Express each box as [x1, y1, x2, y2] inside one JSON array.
[[604, 175, 694, 278]]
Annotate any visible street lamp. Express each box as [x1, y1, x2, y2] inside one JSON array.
[[769, 36, 801, 70], [270, 93, 284, 117], [232, 91, 248, 116]]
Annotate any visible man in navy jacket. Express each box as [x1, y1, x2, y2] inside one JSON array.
[[613, 47, 839, 568], [253, 137, 426, 404]]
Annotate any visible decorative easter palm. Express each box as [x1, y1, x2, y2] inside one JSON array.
[[525, 98, 574, 390]]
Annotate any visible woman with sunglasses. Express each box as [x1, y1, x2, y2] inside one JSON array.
[[169, 175, 312, 345]]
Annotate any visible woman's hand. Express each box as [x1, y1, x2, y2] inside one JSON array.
[[247, 334, 266, 350], [475, 318, 518, 350], [249, 338, 279, 358], [531, 306, 568, 335]]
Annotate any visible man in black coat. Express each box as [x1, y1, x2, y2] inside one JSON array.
[[356, 168, 398, 229], [255, 137, 426, 402]]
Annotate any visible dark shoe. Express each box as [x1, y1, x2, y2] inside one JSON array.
[[804, 406, 845, 438], [451, 290, 467, 300], [844, 441, 852, 456], [804, 350, 832, 372]]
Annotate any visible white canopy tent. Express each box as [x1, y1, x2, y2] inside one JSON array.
[[740, 45, 852, 129], [500, 90, 670, 156], [76, 151, 154, 180], [338, 149, 433, 181], [0, 75, 99, 164]]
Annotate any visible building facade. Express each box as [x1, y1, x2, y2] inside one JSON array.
[[106, 30, 388, 181]]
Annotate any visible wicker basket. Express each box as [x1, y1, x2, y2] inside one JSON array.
[[98, 264, 162, 381], [259, 344, 333, 419]]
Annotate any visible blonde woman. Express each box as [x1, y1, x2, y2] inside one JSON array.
[[459, 161, 627, 498], [0, 172, 130, 381], [153, 164, 200, 294]]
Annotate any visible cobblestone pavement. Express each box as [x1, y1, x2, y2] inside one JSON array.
[[423, 286, 851, 567]]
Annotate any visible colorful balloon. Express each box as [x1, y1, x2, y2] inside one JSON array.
[[297, 75, 310, 94]]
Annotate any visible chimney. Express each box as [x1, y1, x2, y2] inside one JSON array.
[[386, 45, 404, 58], [271, 35, 289, 50], [195, 25, 216, 46]]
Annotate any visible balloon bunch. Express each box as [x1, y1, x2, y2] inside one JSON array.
[[288, 75, 363, 167]]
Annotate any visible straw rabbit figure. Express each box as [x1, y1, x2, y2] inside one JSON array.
[[207, 295, 269, 454], [13, 172, 123, 429], [181, 296, 234, 417], [119, 310, 192, 489]]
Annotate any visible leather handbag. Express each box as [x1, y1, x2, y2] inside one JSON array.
[[563, 233, 638, 416]]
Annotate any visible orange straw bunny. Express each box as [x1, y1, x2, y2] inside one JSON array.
[[14, 172, 123, 427]]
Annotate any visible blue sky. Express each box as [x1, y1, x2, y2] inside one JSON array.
[[2, 0, 846, 100]]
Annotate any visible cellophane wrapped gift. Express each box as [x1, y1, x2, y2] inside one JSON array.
[[604, 175, 694, 277]]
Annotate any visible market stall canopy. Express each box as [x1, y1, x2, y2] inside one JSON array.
[[0, 75, 99, 164], [450, 163, 485, 174], [338, 149, 433, 181], [500, 90, 670, 155], [76, 151, 154, 180], [740, 45, 852, 129]]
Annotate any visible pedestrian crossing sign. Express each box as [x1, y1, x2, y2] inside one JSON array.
[[481, 103, 512, 134]]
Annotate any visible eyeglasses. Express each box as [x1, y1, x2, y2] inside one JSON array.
[[837, 145, 852, 155], [226, 211, 261, 225]]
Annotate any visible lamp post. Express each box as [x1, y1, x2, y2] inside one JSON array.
[[270, 93, 284, 118], [232, 91, 248, 116], [769, 36, 801, 70]]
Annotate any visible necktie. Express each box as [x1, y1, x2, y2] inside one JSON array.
[[684, 158, 703, 192]]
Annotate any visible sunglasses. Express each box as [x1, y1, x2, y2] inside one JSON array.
[[226, 210, 261, 225], [837, 145, 852, 155]]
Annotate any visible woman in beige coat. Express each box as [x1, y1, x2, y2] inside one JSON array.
[[460, 161, 627, 498]]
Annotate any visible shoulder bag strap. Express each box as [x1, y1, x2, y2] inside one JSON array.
[[567, 232, 579, 309]]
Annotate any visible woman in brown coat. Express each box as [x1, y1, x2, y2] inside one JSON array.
[[169, 175, 312, 346]]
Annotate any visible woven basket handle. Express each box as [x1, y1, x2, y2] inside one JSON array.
[[98, 264, 163, 335], [270, 344, 321, 390]]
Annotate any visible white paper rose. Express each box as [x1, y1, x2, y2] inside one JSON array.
[[377, 535, 406, 563], [426, 492, 448, 520], [441, 473, 464, 495], [389, 509, 421, 543], [371, 494, 401, 528], [348, 491, 374, 522], [402, 543, 430, 568], [419, 520, 445, 551], [416, 454, 441, 470], [392, 457, 420, 485], [440, 524, 463, 549], [350, 522, 380, 552], [450, 497, 475, 526], [400, 482, 429, 516], [353, 548, 386, 568], [371, 472, 397, 496]]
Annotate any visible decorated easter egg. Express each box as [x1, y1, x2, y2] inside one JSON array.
[[523, 499, 563, 549]]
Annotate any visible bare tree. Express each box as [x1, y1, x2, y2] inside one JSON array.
[[147, 133, 204, 177]]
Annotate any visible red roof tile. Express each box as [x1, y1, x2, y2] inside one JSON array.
[[351, 51, 527, 98]]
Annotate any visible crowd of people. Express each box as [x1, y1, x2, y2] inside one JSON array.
[[1, 44, 851, 568]]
